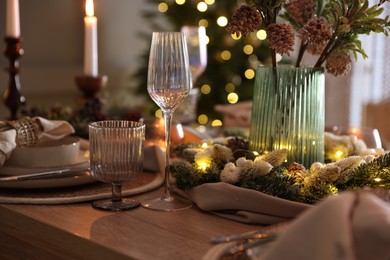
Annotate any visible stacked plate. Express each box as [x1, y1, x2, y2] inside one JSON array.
[[0, 136, 94, 189]]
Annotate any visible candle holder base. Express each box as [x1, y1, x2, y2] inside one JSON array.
[[3, 37, 26, 120], [75, 75, 107, 99], [74, 75, 108, 125]]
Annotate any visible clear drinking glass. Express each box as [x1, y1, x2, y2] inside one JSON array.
[[181, 26, 207, 84], [142, 32, 193, 211], [174, 26, 207, 124], [89, 120, 145, 211]]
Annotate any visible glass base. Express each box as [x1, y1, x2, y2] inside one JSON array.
[[141, 195, 193, 211], [92, 198, 140, 211]]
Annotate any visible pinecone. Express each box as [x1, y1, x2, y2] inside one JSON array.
[[226, 136, 249, 153], [325, 51, 352, 76], [285, 0, 317, 25], [227, 5, 262, 37], [299, 17, 332, 46], [266, 23, 295, 56]]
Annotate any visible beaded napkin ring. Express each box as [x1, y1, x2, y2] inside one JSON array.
[[8, 117, 43, 147]]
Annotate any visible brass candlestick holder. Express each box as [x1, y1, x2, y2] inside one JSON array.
[[3, 37, 26, 120]]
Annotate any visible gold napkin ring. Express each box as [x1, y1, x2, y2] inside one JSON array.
[[8, 117, 43, 147]]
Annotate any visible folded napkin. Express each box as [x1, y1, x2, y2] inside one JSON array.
[[178, 182, 312, 225], [253, 189, 390, 260], [203, 189, 390, 260], [0, 116, 75, 166]]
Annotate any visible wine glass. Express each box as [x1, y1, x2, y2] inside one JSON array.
[[89, 120, 145, 211], [141, 32, 193, 211], [174, 26, 207, 124], [181, 26, 207, 84]]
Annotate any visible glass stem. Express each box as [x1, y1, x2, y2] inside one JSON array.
[[162, 111, 173, 201], [111, 184, 123, 202]]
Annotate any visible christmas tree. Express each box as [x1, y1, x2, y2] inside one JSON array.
[[135, 0, 273, 125]]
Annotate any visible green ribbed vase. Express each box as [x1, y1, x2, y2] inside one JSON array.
[[249, 66, 325, 167]]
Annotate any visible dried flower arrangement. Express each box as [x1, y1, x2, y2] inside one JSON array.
[[227, 0, 390, 76]]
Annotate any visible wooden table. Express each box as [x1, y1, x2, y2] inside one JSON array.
[[0, 188, 257, 259]]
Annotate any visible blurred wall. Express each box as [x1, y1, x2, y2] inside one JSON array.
[[0, 0, 159, 119]]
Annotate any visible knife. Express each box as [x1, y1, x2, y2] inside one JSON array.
[[0, 169, 92, 183]]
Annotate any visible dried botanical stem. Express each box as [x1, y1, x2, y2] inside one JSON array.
[[295, 39, 308, 67]]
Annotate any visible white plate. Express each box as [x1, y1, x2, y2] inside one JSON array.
[[0, 149, 95, 189]]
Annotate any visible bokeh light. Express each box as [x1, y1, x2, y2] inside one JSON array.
[[158, 2, 168, 12], [227, 93, 239, 104], [245, 69, 255, 79], [198, 114, 209, 124], [197, 2, 208, 12], [217, 16, 228, 27], [256, 29, 267, 40], [201, 84, 211, 94]]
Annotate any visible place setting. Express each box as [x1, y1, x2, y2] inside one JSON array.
[[0, 116, 165, 205]]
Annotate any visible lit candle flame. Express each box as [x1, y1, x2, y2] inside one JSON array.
[[86, 0, 94, 17]]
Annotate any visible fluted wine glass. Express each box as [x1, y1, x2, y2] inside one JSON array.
[[141, 32, 193, 211]]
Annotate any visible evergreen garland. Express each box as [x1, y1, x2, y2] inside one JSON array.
[[336, 153, 390, 190], [171, 139, 390, 204]]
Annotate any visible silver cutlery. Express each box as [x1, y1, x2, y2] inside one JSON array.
[[210, 230, 274, 244], [223, 233, 277, 256], [0, 169, 91, 182]]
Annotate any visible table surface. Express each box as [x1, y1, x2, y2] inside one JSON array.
[[0, 187, 258, 260]]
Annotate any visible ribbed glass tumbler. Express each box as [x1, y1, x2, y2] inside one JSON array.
[[249, 66, 325, 168], [89, 120, 145, 211]]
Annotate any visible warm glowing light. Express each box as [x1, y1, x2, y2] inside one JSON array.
[[256, 29, 267, 40], [374, 177, 382, 182], [201, 84, 211, 94], [350, 127, 360, 135], [212, 119, 223, 127], [231, 33, 241, 40], [197, 2, 208, 12], [221, 50, 231, 60], [197, 160, 209, 171], [199, 19, 209, 27], [276, 54, 282, 62], [205, 35, 210, 44], [158, 2, 168, 12], [198, 114, 208, 124], [227, 93, 239, 104], [217, 16, 228, 27], [245, 69, 255, 79], [253, 151, 259, 156], [205, 0, 215, 4], [197, 125, 207, 133], [225, 83, 235, 93], [86, 0, 94, 16], [175, 0, 185, 5], [155, 109, 163, 118], [335, 150, 344, 159], [243, 45, 254, 55]]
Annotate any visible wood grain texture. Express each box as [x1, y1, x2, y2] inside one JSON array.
[[0, 188, 257, 259]]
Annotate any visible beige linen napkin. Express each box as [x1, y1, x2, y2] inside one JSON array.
[[0, 117, 75, 166], [179, 182, 312, 225], [255, 189, 390, 260], [203, 189, 390, 260]]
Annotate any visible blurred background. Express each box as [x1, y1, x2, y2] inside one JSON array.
[[0, 0, 389, 145]]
